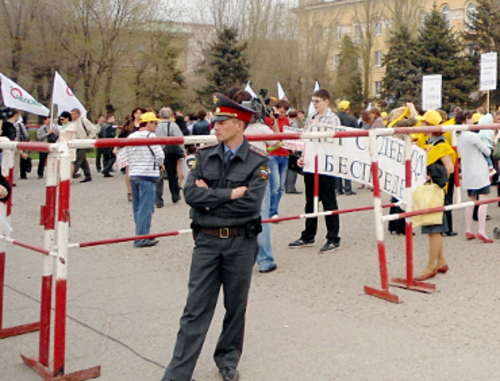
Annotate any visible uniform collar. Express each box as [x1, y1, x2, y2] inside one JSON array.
[[211, 138, 250, 162]]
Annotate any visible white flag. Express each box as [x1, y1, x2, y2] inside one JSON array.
[[244, 81, 258, 99], [307, 80, 320, 117], [277, 82, 287, 101], [52, 71, 87, 118], [0, 74, 50, 116]]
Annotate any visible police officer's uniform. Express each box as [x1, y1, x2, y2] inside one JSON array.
[[163, 94, 269, 381]]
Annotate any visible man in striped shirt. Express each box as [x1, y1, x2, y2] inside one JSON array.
[[124, 112, 165, 248]]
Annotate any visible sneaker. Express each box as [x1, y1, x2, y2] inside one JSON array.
[[134, 238, 159, 248], [319, 241, 340, 253], [289, 238, 315, 248]]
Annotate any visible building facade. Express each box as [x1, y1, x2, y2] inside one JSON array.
[[295, 0, 478, 100]]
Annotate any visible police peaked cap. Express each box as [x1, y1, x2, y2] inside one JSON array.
[[212, 93, 258, 123]]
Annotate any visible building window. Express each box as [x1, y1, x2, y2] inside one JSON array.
[[354, 23, 361, 43], [374, 81, 382, 97], [375, 21, 382, 36], [334, 54, 340, 69], [441, 6, 451, 27], [374, 51, 382, 67], [466, 3, 477, 27], [467, 44, 477, 57], [336, 23, 342, 40], [418, 10, 427, 29]]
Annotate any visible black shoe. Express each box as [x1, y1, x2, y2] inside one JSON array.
[[80, 177, 92, 183], [443, 231, 458, 237], [286, 190, 303, 194], [345, 191, 357, 196], [289, 238, 315, 248], [172, 195, 181, 204], [337, 191, 345, 195], [156, 203, 164, 208], [319, 241, 340, 253], [259, 263, 277, 273], [103, 173, 113, 178], [219, 367, 239, 381], [73, 173, 82, 179], [96, 168, 101, 173]]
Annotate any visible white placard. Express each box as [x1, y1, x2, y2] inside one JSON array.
[[480, 52, 498, 91], [282, 126, 306, 151], [303, 125, 427, 200], [422, 75, 442, 110]]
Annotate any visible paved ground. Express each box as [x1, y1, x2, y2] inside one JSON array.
[[1, 168, 500, 381]]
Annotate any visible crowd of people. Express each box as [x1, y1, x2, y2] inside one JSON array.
[[1, 88, 500, 381]]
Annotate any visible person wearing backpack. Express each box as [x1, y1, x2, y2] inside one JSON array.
[[155, 107, 185, 208]]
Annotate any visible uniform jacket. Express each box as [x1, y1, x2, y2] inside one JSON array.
[[184, 138, 269, 228]]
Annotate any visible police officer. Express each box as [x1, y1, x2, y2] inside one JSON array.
[[162, 93, 270, 381]]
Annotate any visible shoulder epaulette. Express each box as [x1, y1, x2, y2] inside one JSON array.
[[248, 145, 267, 157]]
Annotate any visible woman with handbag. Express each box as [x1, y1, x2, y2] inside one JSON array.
[[456, 110, 493, 243], [415, 110, 455, 281]]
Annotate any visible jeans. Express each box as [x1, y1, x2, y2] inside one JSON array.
[[257, 184, 274, 271], [269, 155, 289, 217], [130, 177, 157, 247]]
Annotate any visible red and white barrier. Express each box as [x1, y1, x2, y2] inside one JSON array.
[[1, 122, 499, 379]]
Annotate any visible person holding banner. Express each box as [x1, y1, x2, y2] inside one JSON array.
[[289, 89, 341, 253], [415, 110, 455, 281]]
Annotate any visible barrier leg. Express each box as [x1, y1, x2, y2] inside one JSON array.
[[0, 148, 40, 339], [391, 135, 435, 293], [20, 152, 59, 372], [364, 131, 400, 303], [54, 147, 100, 379]]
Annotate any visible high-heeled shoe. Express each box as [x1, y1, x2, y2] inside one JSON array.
[[476, 233, 493, 243], [437, 264, 449, 274], [465, 232, 476, 240], [414, 268, 438, 281]]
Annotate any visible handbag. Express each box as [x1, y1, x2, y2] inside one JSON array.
[[163, 122, 184, 160], [288, 151, 303, 175], [412, 182, 444, 227]]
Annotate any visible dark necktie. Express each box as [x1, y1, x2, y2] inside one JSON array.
[[224, 150, 233, 171]]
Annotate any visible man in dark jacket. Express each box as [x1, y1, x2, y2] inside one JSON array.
[[162, 93, 269, 381], [99, 114, 117, 177]]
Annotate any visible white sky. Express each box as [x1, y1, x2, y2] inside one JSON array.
[[176, 0, 298, 24]]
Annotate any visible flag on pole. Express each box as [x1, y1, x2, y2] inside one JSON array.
[[0, 73, 50, 116], [277, 82, 287, 101], [245, 81, 258, 99], [307, 80, 320, 117], [52, 71, 87, 118]]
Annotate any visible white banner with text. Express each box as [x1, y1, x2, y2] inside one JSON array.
[[303, 126, 427, 200]]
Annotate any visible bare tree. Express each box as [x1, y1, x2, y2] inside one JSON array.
[[0, 0, 37, 82], [354, 0, 384, 104], [382, 0, 424, 33]]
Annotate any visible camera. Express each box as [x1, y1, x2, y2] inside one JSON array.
[[0, 107, 16, 121], [242, 88, 276, 123]]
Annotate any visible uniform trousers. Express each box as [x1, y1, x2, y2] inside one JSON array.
[[162, 232, 258, 381], [300, 173, 340, 244]]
